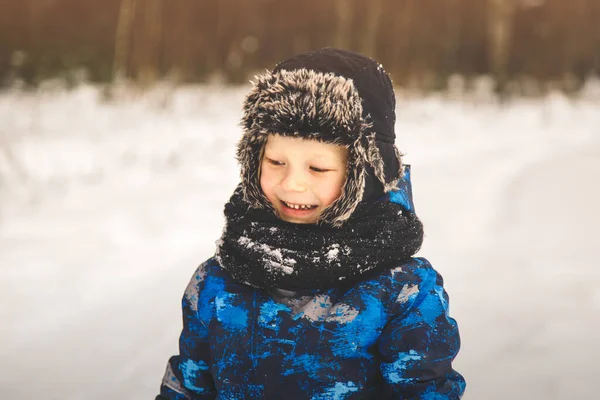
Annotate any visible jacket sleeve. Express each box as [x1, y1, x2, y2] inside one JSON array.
[[157, 262, 217, 400], [378, 260, 466, 399]]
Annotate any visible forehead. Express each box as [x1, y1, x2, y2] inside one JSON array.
[[264, 134, 348, 159]]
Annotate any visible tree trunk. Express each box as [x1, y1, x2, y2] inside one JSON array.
[[359, 0, 384, 57], [444, 0, 462, 74], [113, 0, 136, 81], [391, 0, 415, 82], [333, 0, 353, 50], [488, 0, 515, 92], [169, 0, 192, 83], [137, 0, 163, 87]]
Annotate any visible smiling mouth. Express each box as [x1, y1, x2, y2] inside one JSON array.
[[280, 200, 318, 210]]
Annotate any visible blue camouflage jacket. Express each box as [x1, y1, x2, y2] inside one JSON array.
[[158, 170, 465, 399], [158, 258, 465, 399]]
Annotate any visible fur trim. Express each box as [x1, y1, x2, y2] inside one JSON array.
[[236, 132, 272, 210], [366, 132, 406, 193], [242, 69, 370, 142], [366, 133, 388, 190], [394, 145, 406, 180]]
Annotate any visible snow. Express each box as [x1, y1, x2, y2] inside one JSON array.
[[1, 83, 599, 399], [237, 235, 296, 274], [326, 244, 340, 261]]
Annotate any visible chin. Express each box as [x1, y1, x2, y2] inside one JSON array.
[[281, 216, 317, 224], [274, 206, 321, 225]]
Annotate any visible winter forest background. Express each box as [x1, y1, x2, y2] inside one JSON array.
[[1, 1, 599, 400], [3, 0, 600, 91]]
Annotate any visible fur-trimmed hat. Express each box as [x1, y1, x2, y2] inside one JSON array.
[[237, 47, 403, 227]]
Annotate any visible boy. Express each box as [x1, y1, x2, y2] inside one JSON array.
[[157, 48, 466, 399]]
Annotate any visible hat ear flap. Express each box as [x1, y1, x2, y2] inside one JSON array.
[[365, 133, 404, 193], [236, 132, 272, 210], [394, 145, 406, 180]]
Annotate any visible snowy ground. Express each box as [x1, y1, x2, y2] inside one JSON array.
[[0, 83, 599, 400]]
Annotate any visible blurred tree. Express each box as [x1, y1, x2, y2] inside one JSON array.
[[333, 0, 353, 50], [443, 0, 462, 76], [113, 0, 136, 80], [488, 0, 516, 92], [164, 0, 193, 82], [1, 0, 600, 90], [359, 0, 384, 58], [387, 0, 416, 82], [134, 0, 163, 86]]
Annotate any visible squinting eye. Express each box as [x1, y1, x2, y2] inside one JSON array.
[[266, 158, 284, 166], [310, 166, 330, 173]]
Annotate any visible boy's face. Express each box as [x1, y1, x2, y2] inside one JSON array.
[[260, 134, 348, 224]]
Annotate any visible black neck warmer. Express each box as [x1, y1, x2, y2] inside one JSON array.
[[215, 186, 423, 291]]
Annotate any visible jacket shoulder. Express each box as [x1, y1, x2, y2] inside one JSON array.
[[182, 257, 227, 311], [370, 257, 446, 315], [385, 257, 443, 285]]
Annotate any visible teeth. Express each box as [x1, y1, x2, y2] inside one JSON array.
[[284, 201, 314, 210]]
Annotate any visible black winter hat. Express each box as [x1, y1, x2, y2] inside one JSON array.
[[238, 47, 403, 227]]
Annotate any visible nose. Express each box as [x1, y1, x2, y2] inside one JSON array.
[[280, 168, 307, 192]]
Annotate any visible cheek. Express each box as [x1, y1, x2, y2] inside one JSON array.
[[317, 174, 346, 207], [259, 169, 277, 202]]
